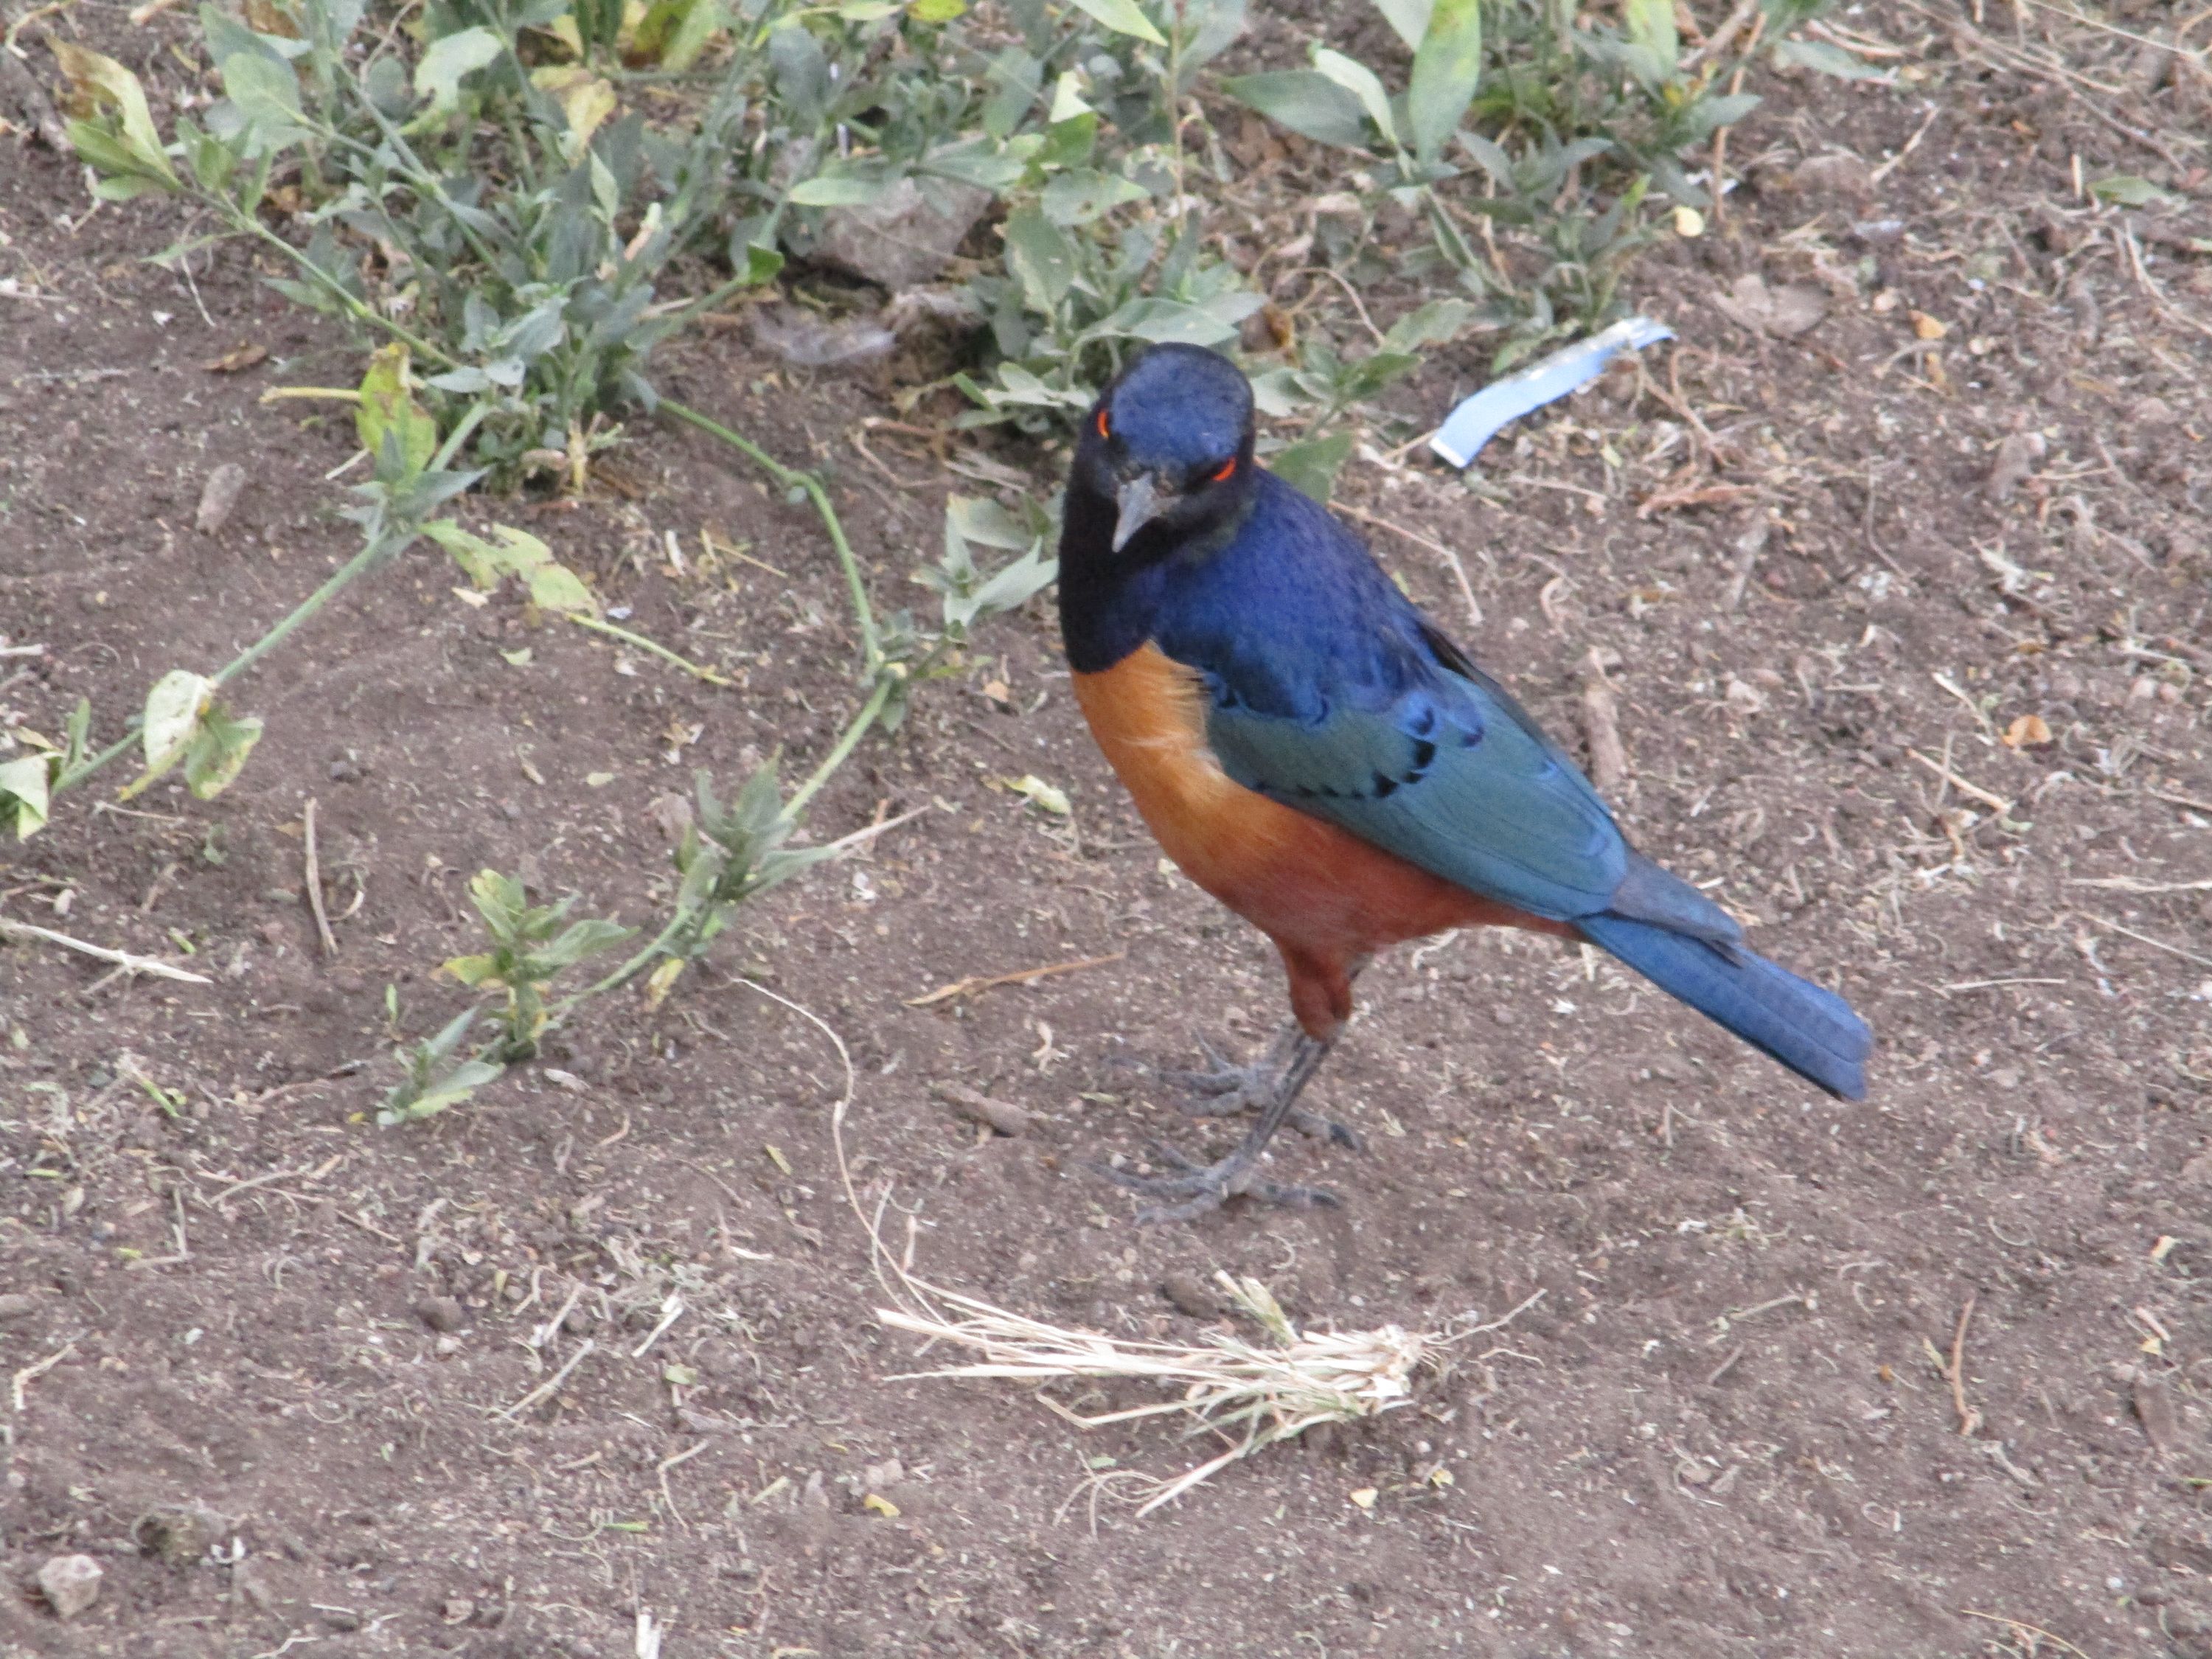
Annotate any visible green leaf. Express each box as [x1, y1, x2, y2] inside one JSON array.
[[380, 1057, 504, 1124], [122, 669, 216, 799], [467, 869, 531, 942], [422, 520, 598, 616], [1369, 0, 1429, 50], [532, 917, 634, 970], [1312, 49, 1398, 148], [1621, 0, 1678, 83], [2088, 173, 2171, 207], [1406, 0, 1480, 165], [1221, 70, 1370, 149], [787, 169, 900, 207], [441, 953, 504, 987], [1002, 206, 1077, 311], [1270, 431, 1354, 504], [1770, 37, 1886, 80], [1065, 0, 1165, 47], [181, 706, 262, 799], [414, 25, 504, 114], [355, 346, 437, 479], [1040, 167, 1148, 226], [221, 52, 307, 147], [1381, 296, 1472, 352], [0, 756, 51, 839], [49, 41, 177, 184], [911, 0, 966, 19]]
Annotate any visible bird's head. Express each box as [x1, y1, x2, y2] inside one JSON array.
[[1073, 344, 1256, 557]]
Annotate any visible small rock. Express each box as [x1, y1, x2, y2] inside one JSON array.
[[1714, 273, 1828, 339], [1986, 431, 2047, 504], [318, 1606, 364, 1632], [37, 1554, 102, 1620], [234, 1558, 278, 1613], [0, 1291, 38, 1320], [328, 756, 366, 784], [814, 176, 991, 290], [2136, 1374, 2181, 1453], [932, 1082, 1030, 1138], [136, 1502, 225, 1566], [1794, 152, 1874, 201], [1160, 1270, 1219, 1318], [442, 1595, 475, 1624], [194, 463, 249, 536], [2132, 394, 2177, 427], [415, 1295, 466, 1333]]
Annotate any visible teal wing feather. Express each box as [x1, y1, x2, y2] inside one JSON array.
[[1200, 627, 1628, 922]]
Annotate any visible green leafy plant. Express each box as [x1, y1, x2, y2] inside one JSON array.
[[442, 869, 634, 1061], [1226, 0, 1872, 366]]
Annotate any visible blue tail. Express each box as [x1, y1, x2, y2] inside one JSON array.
[[1576, 914, 1871, 1099]]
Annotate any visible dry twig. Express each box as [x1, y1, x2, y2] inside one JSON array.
[[302, 798, 338, 957], [906, 950, 1125, 1009], [0, 916, 212, 983]]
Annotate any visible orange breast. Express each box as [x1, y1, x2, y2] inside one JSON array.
[[1072, 644, 1567, 1035]]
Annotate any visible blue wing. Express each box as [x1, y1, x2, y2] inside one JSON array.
[[1202, 626, 1629, 922], [1147, 474, 1628, 922]]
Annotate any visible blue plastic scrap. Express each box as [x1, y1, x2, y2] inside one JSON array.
[[1428, 316, 1676, 470]]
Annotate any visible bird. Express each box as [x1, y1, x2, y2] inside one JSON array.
[[1057, 342, 1871, 1222]]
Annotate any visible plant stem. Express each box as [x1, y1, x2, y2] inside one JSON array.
[[544, 669, 897, 1016], [225, 199, 458, 369], [563, 613, 734, 684], [55, 524, 416, 796], [658, 396, 880, 671], [785, 673, 894, 818]]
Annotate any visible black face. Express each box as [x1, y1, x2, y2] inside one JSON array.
[[1072, 344, 1257, 556]]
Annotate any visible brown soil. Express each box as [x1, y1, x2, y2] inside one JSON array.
[[4, 6, 2211, 1656]]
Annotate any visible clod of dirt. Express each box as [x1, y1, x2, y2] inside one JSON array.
[[1793, 152, 1875, 202], [35, 1554, 102, 1620], [1986, 431, 2048, 504], [416, 1295, 467, 1333], [0, 1291, 38, 1321], [2135, 1374, 2181, 1455], [1160, 1271, 1220, 1318], [194, 462, 249, 536], [813, 177, 990, 291], [1714, 273, 1828, 339], [933, 1081, 1029, 1138], [135, 1501, 226, 1567]]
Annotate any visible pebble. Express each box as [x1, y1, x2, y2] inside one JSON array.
[[194, 463, 248, 536], [1161, 1270, 1219, 1318], [37, 1554, 102, 1619], [0, 1292, 38, 1321], [136, 1501, 224, 1566], [931, 1081, 1030, 1138], [415, 1295, 466, 1333]]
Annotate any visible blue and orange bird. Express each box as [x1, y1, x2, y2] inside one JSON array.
[[1059, 344, 1872, 1222]]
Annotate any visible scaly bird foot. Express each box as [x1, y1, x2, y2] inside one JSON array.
[[1089, 1029, 1344, 1224], [1160, 1034, 1366, 1151], [1089, 1140, 1339, 1225]]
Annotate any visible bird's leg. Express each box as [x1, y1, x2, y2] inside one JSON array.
[[1092, 1032, 1340, 1224], [1162, 1023, 1363, 1150]]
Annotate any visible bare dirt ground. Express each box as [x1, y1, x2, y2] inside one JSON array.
[[4, 3, 2212, 1655]]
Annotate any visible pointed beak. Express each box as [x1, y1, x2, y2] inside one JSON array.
[[1112, 473, 1169, 553]]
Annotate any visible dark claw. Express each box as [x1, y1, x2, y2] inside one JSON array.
[[1160, 1035, 1363, 1147], [1084, 1155, 1339, 1224]]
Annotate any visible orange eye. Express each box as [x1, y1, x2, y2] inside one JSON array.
[[1096, 409, 1110, 439], [1211, 456, 1237, 483]]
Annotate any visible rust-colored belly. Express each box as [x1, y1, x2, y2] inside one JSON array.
[[1072, 644, 1563, 1032]]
